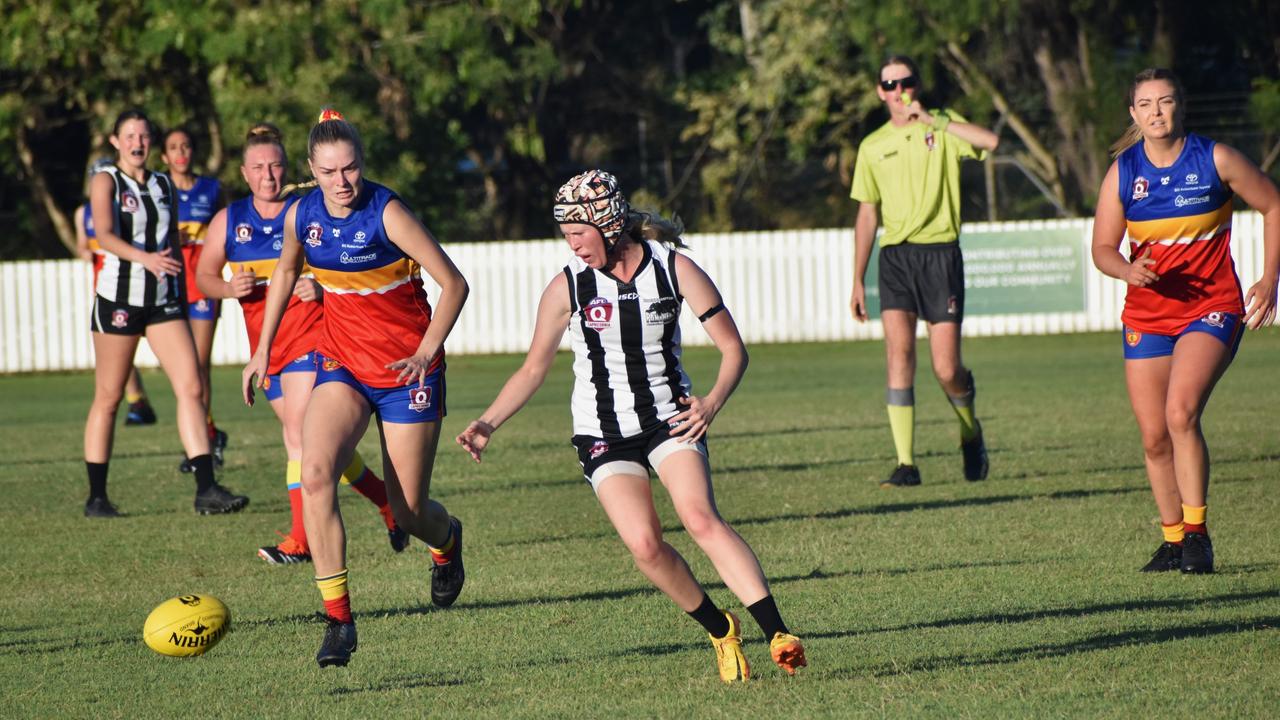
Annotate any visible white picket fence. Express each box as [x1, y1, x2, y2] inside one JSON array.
[[0, 212, 1269, 373]]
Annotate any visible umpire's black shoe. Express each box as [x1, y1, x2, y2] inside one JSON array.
[[881, 464, 922, 488], [1180, 532, 1214, 574], [961, 421, 989, 481], [1140, 541, 1182, 572], [430, 517, 465, 607], [316, 614, 357, 668], [194, 484, 249, 515]]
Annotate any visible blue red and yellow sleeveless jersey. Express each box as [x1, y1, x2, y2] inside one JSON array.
[[1117, 133, 1242, 335], [176, 175, 221, 302], [225, 195, 323, 375], [293, 181, 438, 387]]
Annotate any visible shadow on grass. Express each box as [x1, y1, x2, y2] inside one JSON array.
[[328, 673, 468, 695], [618, 589, 1280, 664], [855, 615, 1280, 678]]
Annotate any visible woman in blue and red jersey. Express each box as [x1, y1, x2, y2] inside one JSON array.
[[1092, 68, 1279, 575], [242, 110, 469, 667], [161, 128, 229, 467], [197, 123, 407, 566]]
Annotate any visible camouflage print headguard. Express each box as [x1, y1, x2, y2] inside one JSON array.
[[552, 169, 630, 248]]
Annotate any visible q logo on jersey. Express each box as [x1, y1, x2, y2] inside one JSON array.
[[234, 223, 253, 243], [408, 387, 433, 412], [1131, 176, 1149, 201], [584, 297, 613, 331], [121, 190, 140, 213], [305, 222, 324, 247]]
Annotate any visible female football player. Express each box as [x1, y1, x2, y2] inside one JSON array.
[[161, 127, 228, 467], [242, 110, 469, 667], [83, 109, 247, 518], [76, 157, 156, 426], [456, 170, 806, 683], [198, 123, 407, 565], [1092, 68, 1279, 574]]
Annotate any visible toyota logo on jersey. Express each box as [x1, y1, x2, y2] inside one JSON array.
[[584, 297, 613, 330]]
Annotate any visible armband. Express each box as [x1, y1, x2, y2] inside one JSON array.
[[698, 303, 726, 323]]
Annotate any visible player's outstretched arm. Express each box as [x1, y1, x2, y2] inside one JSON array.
[[667, 253, 747, 443], [456, 273, 572, 462], [1215, 143, 1280, 329]]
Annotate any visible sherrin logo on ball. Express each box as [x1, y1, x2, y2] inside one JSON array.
[[142, 594, 230, 657]]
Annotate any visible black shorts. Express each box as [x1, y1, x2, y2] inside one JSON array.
[[91, 295, 186, 335], [572, 423, 709, 491], [878, 242, 965, 323]]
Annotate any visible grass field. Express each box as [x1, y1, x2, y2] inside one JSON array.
[[2, 331, 1278, 718]]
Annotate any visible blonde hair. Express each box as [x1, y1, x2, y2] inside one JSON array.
[[1109, 68, 1186, 157], [243, 122, 315, 199], [622, 209, 688, 249]]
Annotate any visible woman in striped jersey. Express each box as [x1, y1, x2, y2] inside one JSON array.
[[456, 170, 806, 683], [1092, 69, 1279, 574], [82, 108, 248, 518], [197, 122, 407, 565], [161, 128, 229, 468], [75, 157, 157, 426], [242, 110, 469, 667]]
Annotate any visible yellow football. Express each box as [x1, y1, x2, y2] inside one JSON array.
[[142, 594, 230, 657]]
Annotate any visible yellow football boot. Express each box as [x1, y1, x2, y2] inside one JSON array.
[[708, 611, 750, 683], [769, 632, 807, 675]]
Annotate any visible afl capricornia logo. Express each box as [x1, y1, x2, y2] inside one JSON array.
[[305, 222, 324, 247], [584, 297, 614, 330], [408, 387, 433, 412], [1131, 176, 1149, 201], [1125, 328, 1141, 347], [234, 223, 253, 243]]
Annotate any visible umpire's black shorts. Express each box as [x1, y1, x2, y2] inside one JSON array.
[[878, 242, 965, 324]]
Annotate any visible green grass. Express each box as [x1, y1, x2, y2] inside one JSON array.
[[2, 331, 1278, 718]]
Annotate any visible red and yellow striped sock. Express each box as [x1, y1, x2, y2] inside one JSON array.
[[1182, 504, 1207, 534], [428, 525, 456, 566], [1161, 520, 1185, 544], [285, 460, 307, 546], [342, 452, 395, 530], [316, 570, 352, 623]]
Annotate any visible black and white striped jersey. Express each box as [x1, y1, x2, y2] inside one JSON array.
[[565, 240, 692, 439], [95, 167, 179, 307]]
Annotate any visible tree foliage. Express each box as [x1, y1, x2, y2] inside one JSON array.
[[2, 0, 1276, 259]]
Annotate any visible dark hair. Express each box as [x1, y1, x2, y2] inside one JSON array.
[[879, 55, 921, 82], [112, 108, 150, 137], [1109, 68, 1186, 157], [308, 109, 365, 166], [162, 126, 194, 151]]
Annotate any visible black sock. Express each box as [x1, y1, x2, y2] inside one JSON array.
[[86, 461, 109, 499], [687, 592, 730, 638], [190, 454, 215, 493], [746, 595, 789, 641]]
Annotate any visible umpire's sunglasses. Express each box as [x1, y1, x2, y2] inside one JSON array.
[[879, 76, 919, 92]]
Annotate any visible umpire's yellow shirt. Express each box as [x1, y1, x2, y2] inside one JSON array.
[[850, 109, 985, 246]]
